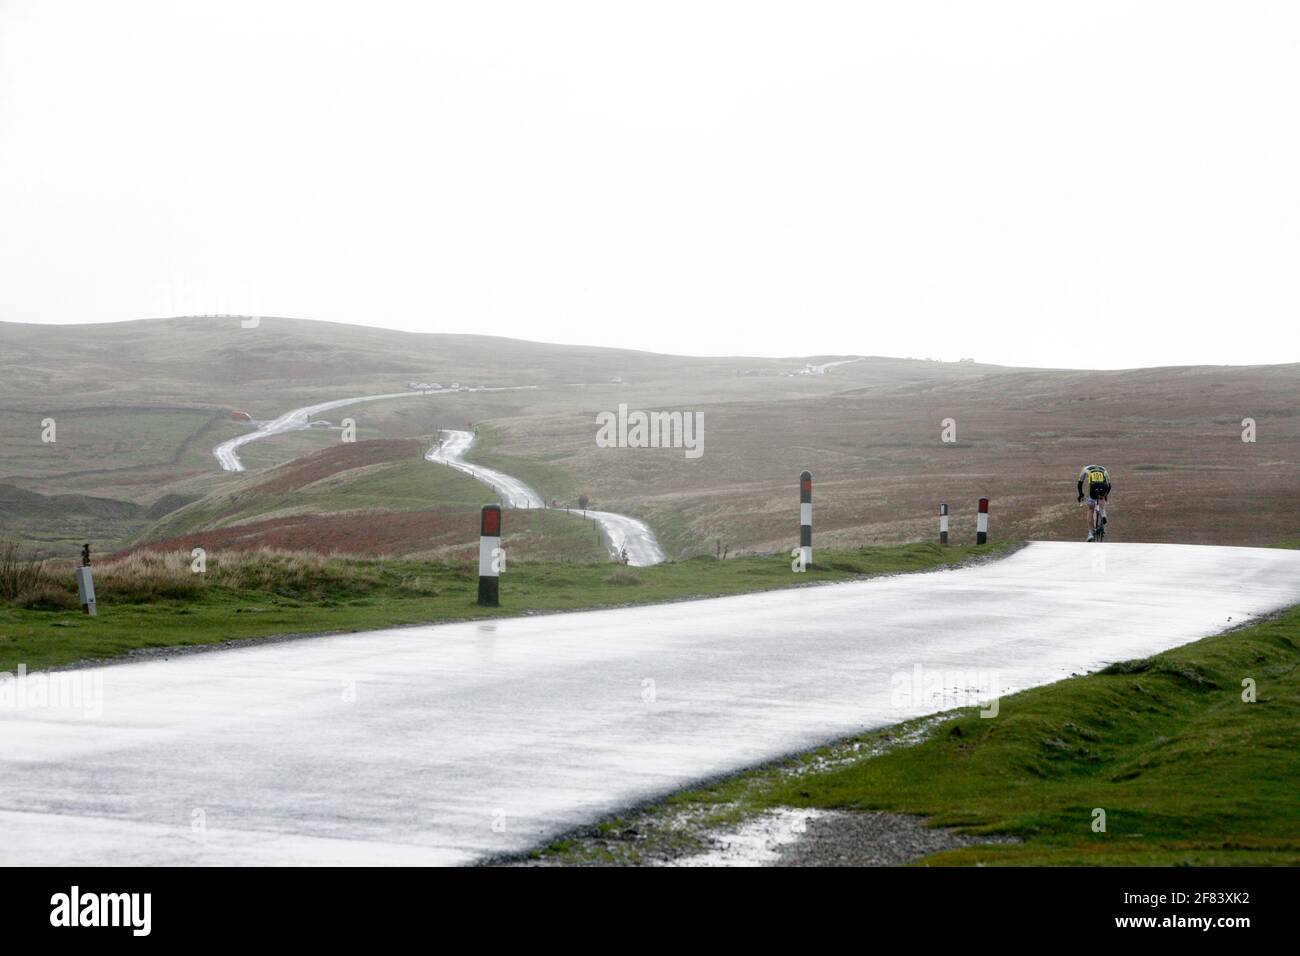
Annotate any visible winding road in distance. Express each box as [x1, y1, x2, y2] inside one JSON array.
[[212, 388, 665, 565], [424, 429, 544, 509], [427, 430, 666, 566], [213, 391, 419, 472], [213, 386, 540, 473]]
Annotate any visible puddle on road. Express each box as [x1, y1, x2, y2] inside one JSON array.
[[671, 808, 827, 867]]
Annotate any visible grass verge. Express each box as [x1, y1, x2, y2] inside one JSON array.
[[0, 540, 1011, 673], [529, 604, 1300, 866]]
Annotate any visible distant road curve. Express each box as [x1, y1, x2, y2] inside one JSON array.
[[813, 357, 864, 373], [425, 429, 544, 509], [214, 392, 413, 472], [427, 430, 666, 566], [582, 510, 665, 567], [799, 357, 864, 375], [212, 386, 536, 473]]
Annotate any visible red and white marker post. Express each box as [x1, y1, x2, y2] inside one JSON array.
[[976, 497, 989, 545], [939, 503, 949, 545], [799, 471, 813, 568], [478, 505, 502, 606]]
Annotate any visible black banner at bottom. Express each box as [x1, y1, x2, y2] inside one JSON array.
[[1, 865, 1289, 943]]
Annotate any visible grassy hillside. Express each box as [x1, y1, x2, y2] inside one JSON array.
[[0, 316, 995, 412], [130, 438, 609, 563], [480, 363, 1300, 553], [2, 316, 990, 555], [3, 316, 1296, 559]]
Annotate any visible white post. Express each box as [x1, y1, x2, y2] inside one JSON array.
[[75, 543, 97, 616], [799, 471, 812, 568]]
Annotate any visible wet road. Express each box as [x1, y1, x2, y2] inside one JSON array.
[[213, 386, 538, 472], [213, 391, 418, 472], [427, 430, 666, 565], [425, 429, 544, 509], [581, 509, 666, 566], [3, 541, 1298, 865]]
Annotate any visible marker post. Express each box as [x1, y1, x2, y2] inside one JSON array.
[[478, 505, 501, 607], [799, 471, 812, 568], [75, 543, 97, 617]]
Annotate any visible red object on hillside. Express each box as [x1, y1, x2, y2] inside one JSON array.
[[230, 410, 253, 422], [578, 494, 590, 512]]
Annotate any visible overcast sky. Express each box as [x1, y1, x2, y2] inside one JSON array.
[[1, 1, 1297, 368]]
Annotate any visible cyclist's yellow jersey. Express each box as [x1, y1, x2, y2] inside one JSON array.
[[1079, 465, 1109, 486]]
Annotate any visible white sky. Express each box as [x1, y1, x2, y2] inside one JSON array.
[[1, 1, 1297, 368]]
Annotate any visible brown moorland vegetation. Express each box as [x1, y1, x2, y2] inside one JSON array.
[[477, 364, 1300, 554], [4, 318, 1295, 558]]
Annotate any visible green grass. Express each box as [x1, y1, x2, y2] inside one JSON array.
[[532, 602, 1300, 866], [4, 515, 146, 563], [231, 429, 341, 472], [143, 454, 502, 540], [177, 459, 494, 532], [0, 407, 218, 481], [467, 423, 585, 506], [502, 510, 611, 563], [341, 458, 490, 504], [0, 541, 1006, 673]]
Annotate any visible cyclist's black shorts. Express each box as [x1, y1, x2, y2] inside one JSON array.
[[1087, 481, 1111, 501]]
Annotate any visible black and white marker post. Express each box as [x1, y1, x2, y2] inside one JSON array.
[[478, 505, 501, 607], [799, 471, 813, 569], [976, 497, 989, 545], [75, 543, 97, 617], [939, 503, 949, 545]]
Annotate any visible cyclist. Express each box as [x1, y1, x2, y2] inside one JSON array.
[[1077, 464, 1112, 541]]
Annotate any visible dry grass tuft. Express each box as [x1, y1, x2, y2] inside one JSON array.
[[0, 539, 55, 604], [8, 547, 452, 605]]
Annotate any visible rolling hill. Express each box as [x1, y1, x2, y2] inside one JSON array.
[[2, 316, 1296, 559]]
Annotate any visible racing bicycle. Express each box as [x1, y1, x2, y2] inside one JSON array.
[[1086, 498, 1107, 542]]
